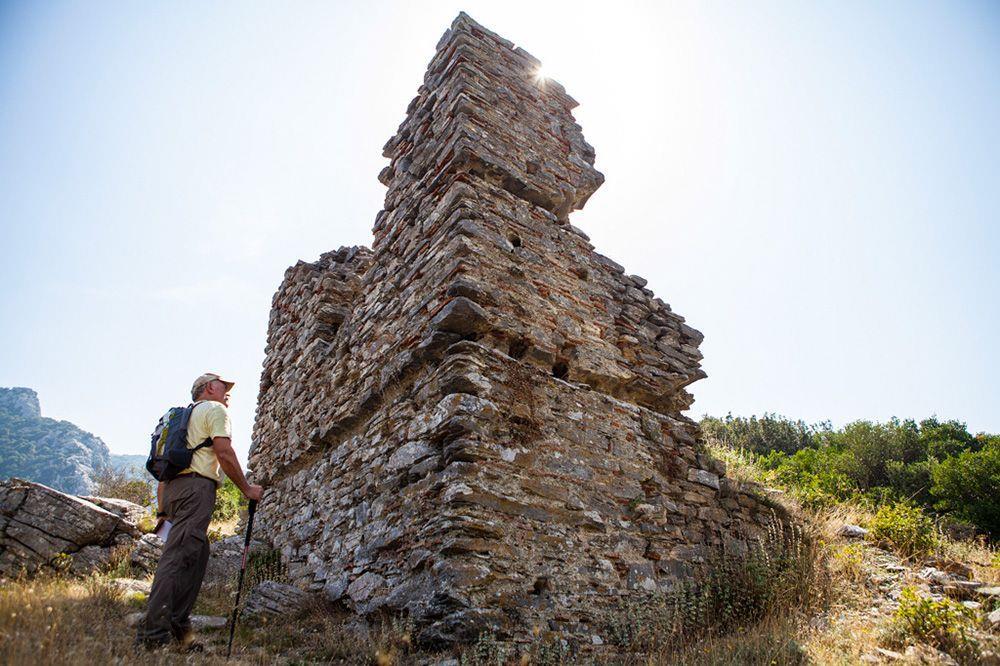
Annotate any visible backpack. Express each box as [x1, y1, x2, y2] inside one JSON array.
[[145, 403, 214, 481]]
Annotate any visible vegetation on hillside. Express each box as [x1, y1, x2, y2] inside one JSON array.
[[702, 414, 1000, 538], [0, 408, 111, 495]]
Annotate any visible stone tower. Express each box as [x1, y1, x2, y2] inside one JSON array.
[[251, 13, 772, 645]]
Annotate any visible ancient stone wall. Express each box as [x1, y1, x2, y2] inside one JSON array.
[[250, 12, 774, 646]]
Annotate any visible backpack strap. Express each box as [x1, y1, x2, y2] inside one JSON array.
[[190, 437, 214, 451], [185, 403, 216, 451]]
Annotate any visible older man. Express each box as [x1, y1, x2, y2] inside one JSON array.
[[138, 372, 264, 650]]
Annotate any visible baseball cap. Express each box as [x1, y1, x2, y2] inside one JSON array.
[[191, 372, 235, 398]]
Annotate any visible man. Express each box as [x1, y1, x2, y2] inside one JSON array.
[[138, 372, 264, 650]]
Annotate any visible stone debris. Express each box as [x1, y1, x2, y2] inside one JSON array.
[[110, 577, 153, 596], [839, 524, 868, 538], [205, 534, 265, 586], [248, 12, 780, 646], [923, 557, 974, 580], [989, 608, 1000, 628], [903, 644, 959, 665], [80, 495, 149, 526], [875, 647, 905, 660], [129, 533, 163, 575], [0, 478, 139, 576], [126, 612, 227, 630], [243, 581, 313, 618]]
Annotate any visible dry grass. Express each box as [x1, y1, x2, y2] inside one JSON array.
[[0, 572, 444, 665], [0, 574, 237, 665], [3, 461, 998, 665]]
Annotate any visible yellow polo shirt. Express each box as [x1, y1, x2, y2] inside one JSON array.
[[180, 400, 230, 485]]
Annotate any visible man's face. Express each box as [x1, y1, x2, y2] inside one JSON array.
[[207, 379, 231, 406]]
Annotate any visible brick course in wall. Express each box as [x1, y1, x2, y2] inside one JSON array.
[[250, 12, 774, 646]]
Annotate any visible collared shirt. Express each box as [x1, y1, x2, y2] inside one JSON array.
[[180, 400, 230, 485]]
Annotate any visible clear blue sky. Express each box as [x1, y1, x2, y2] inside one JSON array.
[[2, 1, 998, 466]]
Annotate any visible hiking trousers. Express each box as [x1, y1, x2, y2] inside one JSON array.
[[137, 474, 217, 646]]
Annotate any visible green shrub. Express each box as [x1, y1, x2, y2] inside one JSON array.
[[770, 447, 855, 507], [888, 587, 978, 660], [701, 413, 822, 455], [92, 466, 154, 507], [213, 476, 246, 522], [702, 414, 1000, 541], [931, 442, 1000, 536], [246, 547, 288, 589], [867, 503, 937, 557]]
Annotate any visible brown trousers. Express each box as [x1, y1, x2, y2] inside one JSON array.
[[137, 475, 217, 646]]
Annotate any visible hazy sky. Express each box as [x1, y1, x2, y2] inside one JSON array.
[[1, 1, 998, 466]]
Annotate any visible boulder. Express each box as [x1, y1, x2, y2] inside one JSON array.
[[79, 496, 149, 527], [68, 545, 112, 575], [243, 581, 313, 618], [129, 534, 164, 575], [838, 524, 868, 539], [204, 535, 265, 587], [975, 586, 1000, 599], [0, 478, 138, 576], [923, 557, 974, 580], [110, 577, 152, 596], [126, 612, 227, 630], [903, 644, 958, 665]]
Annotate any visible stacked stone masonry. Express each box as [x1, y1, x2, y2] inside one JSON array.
[[250, 12, 775, 646]]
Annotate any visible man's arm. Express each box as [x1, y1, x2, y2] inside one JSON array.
[[213, 436, 263, 501]]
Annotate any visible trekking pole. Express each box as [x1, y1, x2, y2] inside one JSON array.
[[225, 499, 258, 659]]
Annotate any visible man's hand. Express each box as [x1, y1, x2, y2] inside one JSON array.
[[245, 484, 264, 502]]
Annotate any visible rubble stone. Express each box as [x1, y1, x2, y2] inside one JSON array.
[[80, 496, 149, 526], [248, 12, 776, 645], [839, 524, 868, 539], [0, 478, 139, 576], [243, 581, 313, 618], [129, 534, 163, 575]]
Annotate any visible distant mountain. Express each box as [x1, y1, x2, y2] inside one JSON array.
[[0, 387, 111, 495], [110, 454, 148, 474]]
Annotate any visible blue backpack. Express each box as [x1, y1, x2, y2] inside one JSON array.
[[145, 404, 213, 481]]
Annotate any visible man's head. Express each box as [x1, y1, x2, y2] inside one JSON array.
[[191, 373, 235, 406]]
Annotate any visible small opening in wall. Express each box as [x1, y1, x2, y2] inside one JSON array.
[[551, 361, 569, 380], [508, 337, 529, 360], [508, 232, 522, 249]]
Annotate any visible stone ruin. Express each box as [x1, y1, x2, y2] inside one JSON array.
[[250, 12, 775, 646]]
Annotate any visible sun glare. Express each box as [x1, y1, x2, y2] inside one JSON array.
[[533, 65, 548, 86]]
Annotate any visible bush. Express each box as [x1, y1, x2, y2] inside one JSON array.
[[213, 476, 246, 522], [702, 414, 999, 541], [92, 466, 154, 507], [887, 587, 978, 661], [931, 442, 1000, 536], [867, 503, 937, 557], [771, 447, 855, 507], [701, 413, 822, 455]]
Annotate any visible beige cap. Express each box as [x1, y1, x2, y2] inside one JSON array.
[[191, 372, 235, 399]]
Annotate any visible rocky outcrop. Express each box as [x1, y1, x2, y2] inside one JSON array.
[[250, 12, 776, 647], [0, 478, 139, 576], [81, 495, 149, 526], [128, 533, 163, 575], [0, 387, 41, 419], [0, 387, 112, 495], [243, 581, 313, 618]]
